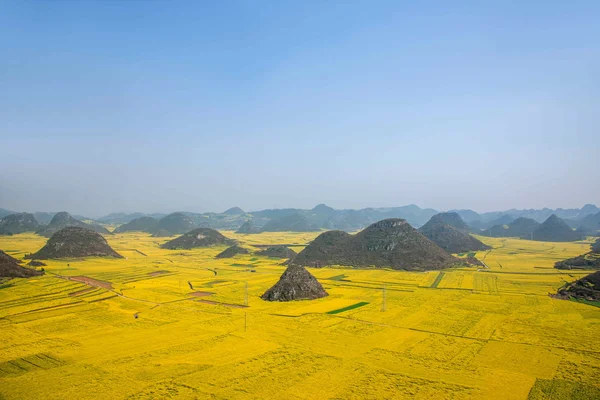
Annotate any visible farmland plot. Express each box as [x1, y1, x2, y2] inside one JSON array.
[[0, 231, 598, 399]]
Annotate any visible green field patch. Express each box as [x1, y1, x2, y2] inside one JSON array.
[[0, 353, 65, 377], [0, 281, 15, 290], [528, 378, 600, 399], [570, 298, 600, 308], [430, 272, 445, 288], [326, 301, 369, 314], [203, 280, 228, 288], [325, 274, 349, 281]]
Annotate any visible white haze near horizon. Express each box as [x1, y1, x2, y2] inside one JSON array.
[[1, 2, 599, 217]]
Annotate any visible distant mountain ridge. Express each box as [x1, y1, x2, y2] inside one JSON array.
[[454, 204, 600, 232], [2, 204, 598, 234]]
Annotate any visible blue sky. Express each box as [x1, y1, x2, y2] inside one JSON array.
[[1, 1, 599, 216]]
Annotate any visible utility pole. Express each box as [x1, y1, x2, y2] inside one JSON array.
[[244, 281, 248, 306], [244, 312, 247, 332], [381, 285, 387, 312]]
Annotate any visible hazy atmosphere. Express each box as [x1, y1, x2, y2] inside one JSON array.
[[2, 3, 600, 400], [1, 1, 599, 216]]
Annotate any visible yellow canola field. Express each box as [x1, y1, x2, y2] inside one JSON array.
[[0, 232, 599, 399]]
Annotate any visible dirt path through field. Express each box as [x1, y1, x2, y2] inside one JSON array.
[[189, 291, 215, 297], [69, 276, 113, 289]]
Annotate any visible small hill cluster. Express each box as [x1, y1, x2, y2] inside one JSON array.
[[555, 239, 600, 270], [575, 212, 600, 236], [255, 246, 297, 259], [114, 217, 159, 233], [530, 215, 580, 242], [161, 228, 235, 250], [236, 221, 261, 234], [27, 227, 123, 259], [261, 264, 328, 301], [429, 212, 471, 232], [293, 219, 457, 271], [418, 213, 490, 254], [260, 213, 319, 232], [470, 214, 516, 232], [235, 214, 320, 234], [555, 271, 600, 302], [36, 212, 111, 238], [113, 212, 227, 236], [0, 213, 40, 235], [215, 245, 249, 259], [154, 213, 197, 235], [0, 250, 44, 278], [28, 260, 47, 267], [486, 217, 540, 238]]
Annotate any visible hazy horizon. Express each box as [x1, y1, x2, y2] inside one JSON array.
[[1, 201, 598, 220], [2, 1, 599, 217]]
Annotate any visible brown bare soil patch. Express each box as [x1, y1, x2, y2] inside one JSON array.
[[148, 270, 170, 276], [69, 276, 113, 289], [189, 291, 215, 297], [205, 279, 227, 286]]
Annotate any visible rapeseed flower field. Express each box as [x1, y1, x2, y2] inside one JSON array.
[[0, 232, 598, 399]]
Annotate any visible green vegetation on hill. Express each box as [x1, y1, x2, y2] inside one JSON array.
[[485, 217, 540, 238], [469, 214, 515, 231], [36, 212, 111, 237], [555, 239, 600, 270], [532, 214, 579, 242], [215, 245, 249, 259], [252, 204, 439, 231], [575, 211, 600, 236], [114, 217, 159, 233], [27, 227, 122, 259], [427, 212, 470, 232], [236, 221, 261, 234], [261, 264, 328, 301], [293, 218, 457, 271], [419, 214, 490, 254], [0, 213, 40, 234], [260, 213, 319, 232], [0, 249, 44, 278], [161, 228, 235, 250], [255, 246, 297, 259], [223, 207, 245, 215], [555, 271, 600, 302], [156, 212, 197, 235]]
